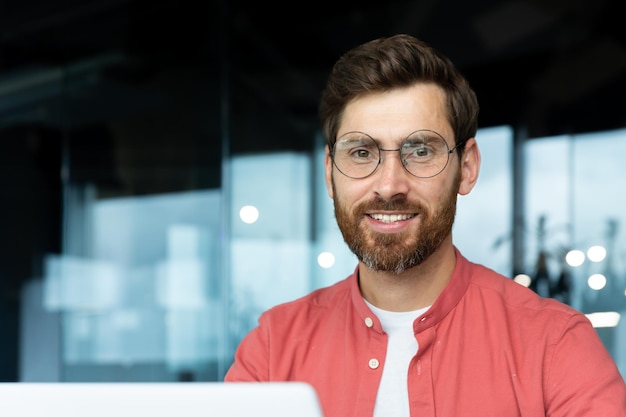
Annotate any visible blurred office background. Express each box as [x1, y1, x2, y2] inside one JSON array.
[[0, 0, 624, 382]]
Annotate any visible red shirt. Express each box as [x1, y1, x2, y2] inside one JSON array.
[[225, 249, 626, 417]]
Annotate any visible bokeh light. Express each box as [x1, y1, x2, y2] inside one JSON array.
[[565, 249, 585, 267], [317, 252, 335, 269], [239, 205, 259, 224], [587, 245, 606, 262], [588, 273, 607, 290], [513, 274, 531, 287]]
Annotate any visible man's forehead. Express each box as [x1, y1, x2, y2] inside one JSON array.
[[338, 85, 451, 141]]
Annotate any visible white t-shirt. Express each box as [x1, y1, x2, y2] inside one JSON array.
[[366, 301, 430, 417]]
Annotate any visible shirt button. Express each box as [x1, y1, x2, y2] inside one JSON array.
[[364, 317, 374, 327], [368, 358, 380, 369], [420, 317, 427, 322]]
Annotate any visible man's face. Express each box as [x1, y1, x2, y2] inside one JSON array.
[[324, 83, 463, 273]]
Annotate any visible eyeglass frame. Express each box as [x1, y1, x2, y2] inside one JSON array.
[[329, 129, 468, 179]]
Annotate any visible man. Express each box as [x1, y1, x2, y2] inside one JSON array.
[[225, 34, 626, 417]]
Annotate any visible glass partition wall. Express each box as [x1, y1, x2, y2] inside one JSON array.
[[524, 130, 626, 370], [12, 4, 227, 380], [16, 115, 626, 382], [18, 60, 226, 381]]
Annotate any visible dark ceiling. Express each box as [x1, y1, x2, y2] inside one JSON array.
[[1, 0, 626, 148], [227, 0, 626, 138]]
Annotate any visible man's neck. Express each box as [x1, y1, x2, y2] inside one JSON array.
[[358, 243, 457, 312]]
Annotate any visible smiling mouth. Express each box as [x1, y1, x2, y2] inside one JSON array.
[[368, 213, 415, 223]]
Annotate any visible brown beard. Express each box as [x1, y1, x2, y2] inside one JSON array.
[[332, 173, 460, 274]]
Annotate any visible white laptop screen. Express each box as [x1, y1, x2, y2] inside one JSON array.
[[0, 382, 325, 417]]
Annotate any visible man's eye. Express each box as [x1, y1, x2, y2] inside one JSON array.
[[415, 147, 430, 157], [407, 146, 432, 158], [354, 149, 371, 158]]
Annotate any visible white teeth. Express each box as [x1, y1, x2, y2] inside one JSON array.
[[369, 213, 414, 223]]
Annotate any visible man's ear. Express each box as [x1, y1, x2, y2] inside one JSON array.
[[458, 137, 480, 196], [324, 145, 335, 199]]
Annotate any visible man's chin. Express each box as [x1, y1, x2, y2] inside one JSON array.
[[360, 253, 418, 274]]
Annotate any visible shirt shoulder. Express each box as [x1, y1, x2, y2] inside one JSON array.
[[260, 275, 353, 321], [470, 261, 575, 308], [462, 259, 588, 336]]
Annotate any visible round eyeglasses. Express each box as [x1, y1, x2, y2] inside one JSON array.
[[330, 129, 465, 179]]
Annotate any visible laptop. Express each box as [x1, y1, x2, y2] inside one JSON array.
[[0, 381, 325, 417]]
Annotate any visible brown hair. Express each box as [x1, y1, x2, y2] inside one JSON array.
[[319, 34, 479, 154]]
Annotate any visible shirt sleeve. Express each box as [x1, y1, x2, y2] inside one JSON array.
[[224, 320, 270, 382], [545, 313, 626, 416]]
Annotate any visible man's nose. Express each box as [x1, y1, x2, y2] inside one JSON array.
[[373, 149, 412, 198]]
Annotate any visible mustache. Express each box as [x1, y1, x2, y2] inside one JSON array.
[[357, 195, 423, 213]]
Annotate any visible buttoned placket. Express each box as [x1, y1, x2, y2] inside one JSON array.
[[364, 316, 380, 369]]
